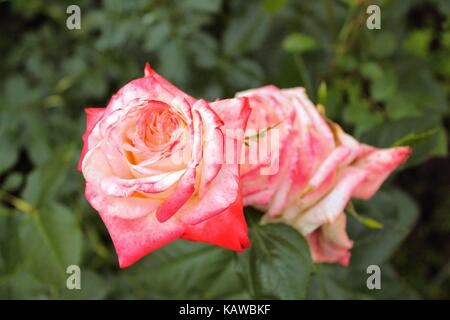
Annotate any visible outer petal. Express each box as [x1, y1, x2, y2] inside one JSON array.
[[295, 167, 367, 235], [97, 203, 186, 268], [143, 63, 195, 106], [236, 84, 280, 98], [105, 64, 196, 113], [352, 146, 411, 200], [78, 108, 105, 171], [210, 97, 251, 132], [306, 214, 353, 266], [181, 192, 249, 251]]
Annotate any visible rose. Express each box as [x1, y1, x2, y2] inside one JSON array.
[[79, 64, 251, 268], [238, 86, 411, 266]]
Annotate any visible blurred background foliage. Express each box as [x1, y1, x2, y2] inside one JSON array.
[[0, 0, 449, 299]]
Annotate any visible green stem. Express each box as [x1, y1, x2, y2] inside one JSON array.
[[324, 0, 337, 40], [293, 53, 314, 99], [0, 189, 34, 214], [346, 201, 383, 229]]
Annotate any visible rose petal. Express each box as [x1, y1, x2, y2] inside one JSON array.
[[210, 97, 251, 132], [101, 169, 186, 197], [106, 65, 196, 114], [352, 146, 411, 200], [78, 108, 105, 171], [283, 87, 335, 153], [143, 63, 196, 106], [193, 100, 224, 191], [181, 192, 249, 252], [178, 164, 240, 225], [243, 188, 273, 206], [267, 141, 298, 217], [174, 98, 251, 225], [155, 166, 196, 223], [153, 108, 204, 223], [306, 214, 353, 266], [295, 167, 367, 235], [98, 206, 186, 268], [308, 146, 352, 188], [83, 150, 161, 220]]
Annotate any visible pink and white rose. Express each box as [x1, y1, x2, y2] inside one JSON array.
[[238, 86, 411, 266], [79, 64, 251, 268]]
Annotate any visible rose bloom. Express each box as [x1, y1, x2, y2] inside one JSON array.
[[238, 85, 411, 266], [79, 64, 251, 268]]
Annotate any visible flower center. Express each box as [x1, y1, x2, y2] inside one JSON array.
[[123, 101, 189, 168]]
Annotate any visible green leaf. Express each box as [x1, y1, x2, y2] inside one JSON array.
[[0, 212, 21, 273], [282, 33, 319, 54], [237, 223, 313, 299], [347, 188, 419, 268], [0, 271, 49, 299], [23, 115, 52, 166], [0, 134, 19, 174], [225, 58, 264, 90], [18, 202, 83, 287], [22, 143, 75, 206], [385, 93, 421, 120], [307, 264, 357, 299], [60, 270, 109, 300], [223, 5, 270, 56], [143, 20, 171, 52], [403, 29, 433, 58], [396, 59, 448, 113], [371, 68, 397, 101], [179, 0, 222, 13], [188, 32, 219, 69], [343, 98, 383, 138], [261, 0, 287, 15], [308, 263, 419, 299], [158, 41, 188, 85], [1, 172, 23, 191], [368, 31, 397, 58], [120, 240, 247, 299], [361, 62, 383, 80]]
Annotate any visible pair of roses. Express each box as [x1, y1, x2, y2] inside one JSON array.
[[79, 64, 410, 268]]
